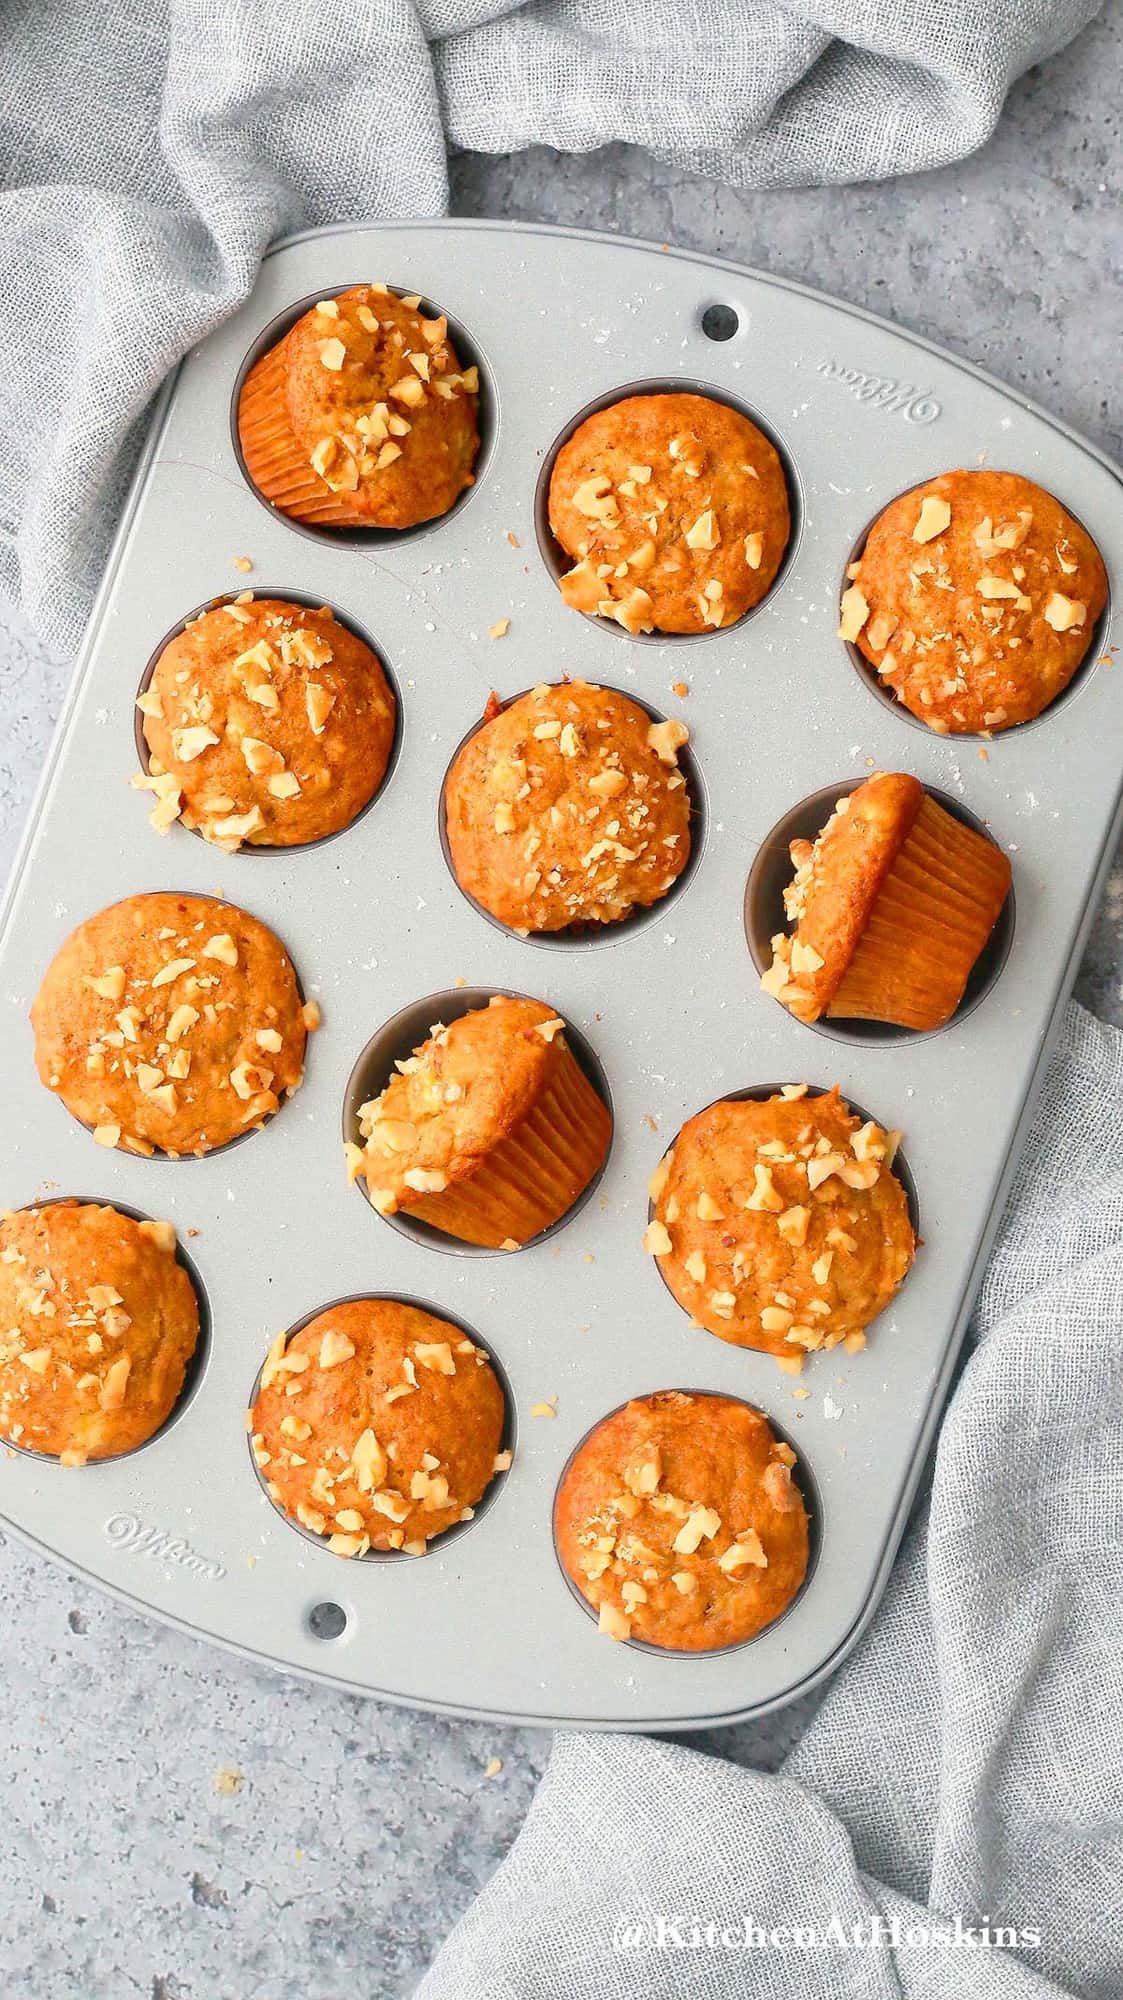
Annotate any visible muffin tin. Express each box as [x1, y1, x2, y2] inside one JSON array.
[[1, 220, 1120, 1730]]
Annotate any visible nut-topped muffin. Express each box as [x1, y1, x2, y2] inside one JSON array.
[[0, 1202, 200, 1463], [761, 773, 1012, 1031], [249, 1298, 508, 1556], [548, 391, 790, 634], [840, 470, 1108, 733], [645, 1086, 914, 1365], [135, 595, 396, 850], [444, 681, 692, 933], [31, 892, 316, 1157], [554, 1391, 809, 1649], [349, 995, 611, 1248], [237, 284, 480, 530]]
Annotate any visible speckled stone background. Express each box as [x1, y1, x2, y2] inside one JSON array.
[[1, 10, 1121, 1996]]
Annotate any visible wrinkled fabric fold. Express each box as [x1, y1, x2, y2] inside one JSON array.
[[0, 0, 1100, 653], [415, 1003, 1123, 2000]]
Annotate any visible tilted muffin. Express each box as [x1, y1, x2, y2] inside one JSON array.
[[444, 681, 692, 934], [645, 1086, 914, 1366], [548, 391, 790, 635], [135, 595, 395, 850], [238, 284, 479, 530], [761, 773, 1012, 1031], [249, 1298, 508, 1556], [840, 469, 1108, 733], [349, 995, 611, 1249], [554, 1391, 809, 1650], [0, 1203, 200, 1463], [32, 892, 316, 1157]]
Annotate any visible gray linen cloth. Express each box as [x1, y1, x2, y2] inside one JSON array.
[[415, 1002, 1123, 2000], [0, 0, 1100, 656]]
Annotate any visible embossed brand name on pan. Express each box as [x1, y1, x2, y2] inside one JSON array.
[[817, 360, 941, 424]]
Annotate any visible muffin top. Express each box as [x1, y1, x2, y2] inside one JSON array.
[[136, 596, 395, 850], [0, 1203, 200, 1463], [645, 1086, 914, 1362], [762, 774, 927, 1022], [250, 1298, 508, 1555], [351, 995, 575, 1215], [554, 1391, 809, 1650], [31, 892, 315, 1157], [249, 284, 479, 528], [841, 469, 1108, 733], [444, 681, 692, 933], [548, 392, 790, 635]]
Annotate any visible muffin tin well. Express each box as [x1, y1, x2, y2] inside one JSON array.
[[743, 782, 1017, 1046], [0, 220, 1119, 1730]]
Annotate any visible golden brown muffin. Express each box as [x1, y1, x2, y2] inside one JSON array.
[[135, 595, 395, 850], [249, 1298, 508, 1555], [0, 1203, 200, 1463], [761, 773, 1012, 1031], [840, 469, 1108, 733], [444, 681, 692, 934], [238, 284, 479, 530], [645, 1086, 914, 1365], [554, 1391, 809, 1649], [548, 391, 790, 635], [31, 892, 316, 1158], [349, 995, 611, 1248]]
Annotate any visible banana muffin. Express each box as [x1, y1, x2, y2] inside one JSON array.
[[32, 892, 315, 1157], [761, 773, 1012, 1031], [238, 284, 480, 530], [444, 681, 692, 934], [554, 1390, 809, 1649], [840, 469, 1108, 733], [0, 1202, 200, 1463], [349, 994, 611, 1248], [136, 595, 396, 850], [249, 1297, 508, 1556], [548, 391, 790, 635], [645, 1085, 914, 1364]]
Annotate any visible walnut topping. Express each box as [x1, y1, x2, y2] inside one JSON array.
[[1043, 592, 1087, 632], [171, 725, 219, 762], [718, 1528, 768, 1572], [87, 966, 126, 1002], [319, 338, 346, 371], [201, 933, 238, 966], [671, 1570, 697, 1596], [572, 475, 619, 523], [534, 1016, 566, 1043], [643, 1219, 673, 1257], [696, 1190, 724, 1222], [414, 1341, 456, 1375], [598, 1601, 631, 1641], [403, 1168, 448, 1194], [977, 574, 1031, 609], [745, 1164, 784, 1213], [684, 509, 719, 551], [838, 585, 869, 642], [305, 684, 336, 735], [777, 1204, 810, 1246], [912, 495, 951, 543], [744, 531, 764, 569], [673, 1505, 721, 1555], [99, 1354, 131, 1411], [646, 718, 689, 765]]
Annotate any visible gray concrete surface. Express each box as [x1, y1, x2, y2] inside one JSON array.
[[1, 8, 1121, 1994]]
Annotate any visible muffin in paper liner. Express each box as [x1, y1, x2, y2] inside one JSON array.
[[762, 773, 1012, 1032], [237, 283, 480, 531], [350, 995, 611, 1249]]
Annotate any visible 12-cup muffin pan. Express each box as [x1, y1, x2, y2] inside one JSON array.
[[1, 220, 1120, 1729]]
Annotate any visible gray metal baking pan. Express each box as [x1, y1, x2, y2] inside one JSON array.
[[0, 220, 1119, 1730]]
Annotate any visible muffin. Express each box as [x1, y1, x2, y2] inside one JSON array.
[[444, 681, 692, 934], [31, 892, 316, 1157], [349, 995, 611, 1249], [645, 1086, 914, 1364], [249, 1298, 508, 1556], [0, 1202, 200, 1463], [237, 285, 479, 530], [547, 391, 790, 635], [840, 469, 1108, 733], [761, 773, 1012, 1031], [554, 1391, 809, 1649], [135, 595, 395, 850]]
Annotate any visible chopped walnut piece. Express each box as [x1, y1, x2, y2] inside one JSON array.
[[643, 1219, 673, 1257], [838, 585, 869, 642], [912, 495, 951, 543], [1043, 592, 1087, 632]]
